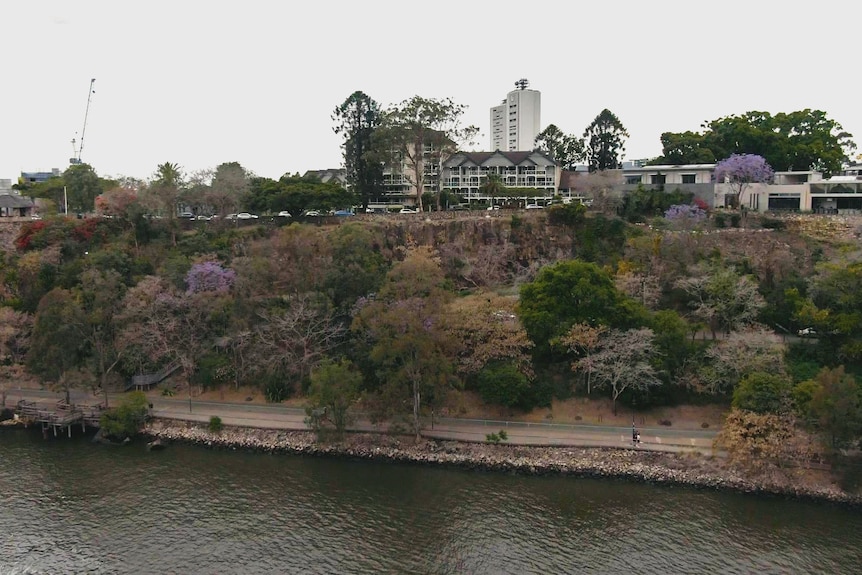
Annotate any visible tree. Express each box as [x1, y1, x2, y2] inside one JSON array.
[[675, 263, 765, 337], [442, 294, 533, 380], [713, 154, 774, 208], [305, 358, 362, 439], [534, 124, 585, 170], [582, 327, 662, 414], [63, 163, 104, 213], [715, 409, 816, 471], [27, 288, 86, 402], [333, 91, 384, 211], [807, 366, 862, 449], [583, 109, 629, 172], [698, 328, 786, 395], [352, 247, 454, 438], [325, 223, 389, 310], [377, 96, 478, 212], [518, 260, 646, 358], [78, 268, 126, 405], [208, 162, 250, 216], [795, 261, 862, 363], [95, 185, 147, 251], [477, 362, 531, 409], [732, 372, 793, 414], [145, 162, 185, 245], [253, 293, 345, 394], [560, 322, 606, 394]]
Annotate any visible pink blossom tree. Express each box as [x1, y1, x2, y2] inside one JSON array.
[[714, 154, 774, 208]]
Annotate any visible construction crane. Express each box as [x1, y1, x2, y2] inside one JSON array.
[[69, 78, 96, 165]]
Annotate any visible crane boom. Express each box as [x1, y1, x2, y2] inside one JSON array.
[[70, 78, 96, 165]]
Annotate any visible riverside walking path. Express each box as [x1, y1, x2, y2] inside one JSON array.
[[4, 388, 717, 454]]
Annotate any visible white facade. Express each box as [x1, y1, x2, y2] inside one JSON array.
[[442, 150, 558, 202], [490, 79, 541, 152]]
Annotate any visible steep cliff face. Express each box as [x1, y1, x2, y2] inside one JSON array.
[[0, 222, 22, 254]]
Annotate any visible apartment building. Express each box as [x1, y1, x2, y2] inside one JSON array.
[[442, 150, 559, 202], [490, 79, 541, 152]]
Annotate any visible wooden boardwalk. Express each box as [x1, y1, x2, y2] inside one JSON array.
[[15, 399, 105, 438]]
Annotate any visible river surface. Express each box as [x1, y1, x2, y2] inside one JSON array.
[[1, 429, 860, 575]]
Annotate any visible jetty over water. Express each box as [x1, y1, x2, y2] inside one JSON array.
[[15, 399, 105, 437]]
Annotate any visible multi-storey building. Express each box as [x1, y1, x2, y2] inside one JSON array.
[[490, 79, 541, 152], [442, 150, 559, 203]]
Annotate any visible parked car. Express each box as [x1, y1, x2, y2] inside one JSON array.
[[486, 205, 500, 211], [277, 211, 292, 217], [525, 204, 544, 209], [236, 212, 259, 219], [399, 208, 419, 214], [196, 215, 212, 221], [179, 211, 195, 219], [798, 327, 817, 337], [333, 210, 355, 217], [303, 210, 321, 217]]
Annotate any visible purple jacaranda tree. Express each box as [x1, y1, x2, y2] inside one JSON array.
[[714, 154, 774, 208], [186, 261, 236, 294]]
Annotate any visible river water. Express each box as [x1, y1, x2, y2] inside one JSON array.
[[1, 429, 860, 575]]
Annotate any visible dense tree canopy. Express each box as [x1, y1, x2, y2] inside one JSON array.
[[653, 110, 856, 176]]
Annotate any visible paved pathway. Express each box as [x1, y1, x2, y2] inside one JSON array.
[[4, 388, 718, 454]]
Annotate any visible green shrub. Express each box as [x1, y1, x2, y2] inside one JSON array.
[[730, 213, 741, 228], [477, 362, 531, 409], [208, 415, 223, 433], [100, 391, 150, 440], [713, 213, 726, 228], [760, 217, 786, 230], [732, 372, 792, 414]]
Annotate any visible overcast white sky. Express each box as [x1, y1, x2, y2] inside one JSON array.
[[3, 0, 860, 184]]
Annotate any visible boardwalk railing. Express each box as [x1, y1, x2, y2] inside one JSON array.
[[128, 360, 182, 391]]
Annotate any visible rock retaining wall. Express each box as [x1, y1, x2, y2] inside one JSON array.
[[144, 419, 862, 508]]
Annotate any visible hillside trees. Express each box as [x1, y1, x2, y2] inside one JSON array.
[[333, 91, 384, 211], [583, 109, 629, 172], [352, 247, 454, 438]]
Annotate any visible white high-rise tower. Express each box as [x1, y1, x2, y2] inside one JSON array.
[[490, 79, 541, 151]]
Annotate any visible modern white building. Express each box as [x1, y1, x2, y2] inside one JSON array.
[[490, 79, 541, 152], [442, 150, 559, 203]]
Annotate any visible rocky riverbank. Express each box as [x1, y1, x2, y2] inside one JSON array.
[[143, 418, 862, 508]]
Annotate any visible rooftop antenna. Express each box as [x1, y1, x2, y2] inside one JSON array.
[[70, 78, 96, 165], [515, 78, 529, 90]]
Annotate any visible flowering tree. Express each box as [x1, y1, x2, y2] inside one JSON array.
[[186, 261, 236, 294], [714, 154, 774, 208]]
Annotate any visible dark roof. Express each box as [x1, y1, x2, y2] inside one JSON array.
[[448, 150, 556, 168], [0, 194, 34, 209]]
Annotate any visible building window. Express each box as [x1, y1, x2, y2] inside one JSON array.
[[650, 174, 666, 185], [681, 174, 696, 184], [625, 176, 641, 185]]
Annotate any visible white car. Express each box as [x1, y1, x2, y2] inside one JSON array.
[[399, 208, 418, 214], [277, 211, 292, 217], [236, 212, 259, 219], [304, 210, 321, 217], [525, 204, 544, 209], [486, 205, 500, 211]]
